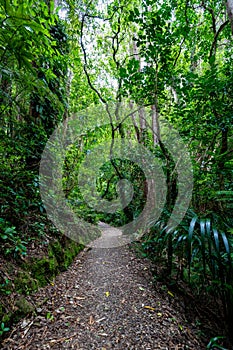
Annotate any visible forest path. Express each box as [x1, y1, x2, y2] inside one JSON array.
[[2, 225, 205, 349]]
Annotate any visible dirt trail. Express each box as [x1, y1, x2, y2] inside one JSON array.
[[2, 225, 206, 349]]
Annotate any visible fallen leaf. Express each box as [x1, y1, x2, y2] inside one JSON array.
[[105, 291, 110, 297], [157, 312, 162, 317], [89, 315, 95, 325], [144, 305, 155, 311], [168, 290, 174, 297]]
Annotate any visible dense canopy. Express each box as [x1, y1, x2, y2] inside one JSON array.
[[0, 0, 232, 347]]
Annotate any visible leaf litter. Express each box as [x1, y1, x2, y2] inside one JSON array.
[[1, 230, 229, 349]]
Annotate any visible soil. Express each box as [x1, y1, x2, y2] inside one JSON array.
[[1, 225, 232, 349]]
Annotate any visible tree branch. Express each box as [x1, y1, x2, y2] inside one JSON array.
[[173, 37, 185, 67], [80, 12, 107, 104], [209, 20, 229, 59]]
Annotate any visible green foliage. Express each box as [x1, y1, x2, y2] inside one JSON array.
[[0, 278, 11, 296], [207, 336, 227, 350], [0, 0, 71, 259], [63, 126, 148, 227], [0, 219, 27, 257], [140, 210, 233, 334], [0, 0, 232, 342], [0, 323, 9, 337]]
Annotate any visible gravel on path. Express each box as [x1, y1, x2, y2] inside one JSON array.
[[2, 226, 206, 349]]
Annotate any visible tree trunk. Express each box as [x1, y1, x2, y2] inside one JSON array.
[[226, 0, 233, 35], [129, 101, 140, 142], [219, 127, 228, 190], [151, 104, 160, 145], [131, 40, 147, 143], [138, 106, 146, 144]]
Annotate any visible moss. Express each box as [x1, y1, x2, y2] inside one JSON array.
[[14, 271, 38, 294], [50, 237, 84, 271], [62, 239, 84, 270], [29, 254, 58, 287], [17, 238, 83, 290], [2, 313, 11, 324], [0, 237, 84, 339], [50, 240, 64, 264], [15, 297, 34, 320]]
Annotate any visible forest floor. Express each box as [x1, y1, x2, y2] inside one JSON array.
[[1, 224, 231, 349]]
